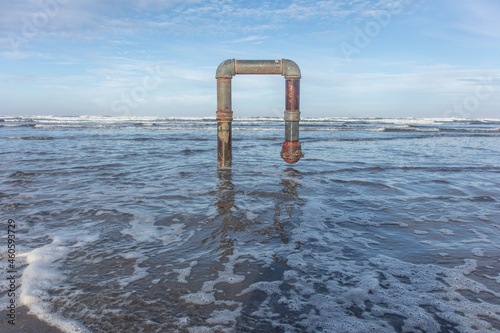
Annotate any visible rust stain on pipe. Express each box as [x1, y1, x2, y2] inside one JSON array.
[[285, 79, 300, 112], [280, 141, 304, 165]]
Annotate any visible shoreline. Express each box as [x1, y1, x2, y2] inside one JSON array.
[[0, 306, 63, 333]]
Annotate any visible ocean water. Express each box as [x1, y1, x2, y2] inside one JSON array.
[[1, 115, 500, 332]]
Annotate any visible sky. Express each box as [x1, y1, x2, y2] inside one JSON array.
[[0, 0, 499, 118]]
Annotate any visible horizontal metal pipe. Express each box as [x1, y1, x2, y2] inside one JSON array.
[[216, 59, 301, 79], [235, 60, 282, 75]]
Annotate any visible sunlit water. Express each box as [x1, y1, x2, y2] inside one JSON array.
[[1, 116, 500, 332]]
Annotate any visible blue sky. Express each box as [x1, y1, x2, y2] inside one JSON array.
[[1, 0, 499, 118]]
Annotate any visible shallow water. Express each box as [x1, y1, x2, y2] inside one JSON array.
[[1, 116, 500, 332]]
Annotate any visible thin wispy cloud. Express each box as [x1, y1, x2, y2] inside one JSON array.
[[453, 0, 500, 38], [229, 35, 269, 44]]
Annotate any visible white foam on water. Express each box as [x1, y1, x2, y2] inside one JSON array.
[[120, 210, 190, 245], [219, 196, 500, 332], [178, 253, 249, 331], [205, 205, 218, 219], [260, 250, 500, 332], [187, 326, 217, 333], [206, 307, 243, 327], [180, 291, 216, 305], [181, 254, 246, 304], [176, 316, 190, 326], [484, 273, 500, 284], [173, 260, 198, 284], [238, 280, 282, 297], [20, 233, 99, 333], [116, 252, 150, 288], [246, 212, 258, 220], [440, 228, 455, 236], [353, 236, 380, 248], [472, 248, 485, 257], [13, 193, 36, 199], [372, 256, 500, 331], [463, 229, 491, 244]]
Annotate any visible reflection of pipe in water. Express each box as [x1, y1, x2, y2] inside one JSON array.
[[214, 169, 235, 216], [210, 168, 303, 260], [280, 168, 302, 198], [272, 168, 303, 259], [211, 169, 240, 258], [216, 59, 304, 168]]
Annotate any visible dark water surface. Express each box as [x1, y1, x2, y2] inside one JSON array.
[[1, 116, 500, 332]]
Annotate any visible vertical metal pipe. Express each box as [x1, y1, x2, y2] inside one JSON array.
[[281, 78, 303, 164], [217, 78, 233, 167], [285, 78, 300, 111], [285, 78, 300, 141], [217, 121, 231, 167]]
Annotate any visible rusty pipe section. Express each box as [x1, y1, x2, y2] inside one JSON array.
[[216, 59, 303, 167], [281, 77, 304, 164]]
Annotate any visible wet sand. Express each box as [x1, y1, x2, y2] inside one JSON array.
[[0, 307, 62, 333]]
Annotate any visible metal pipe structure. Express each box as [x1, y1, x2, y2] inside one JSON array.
[[216, 59, 304, 168]]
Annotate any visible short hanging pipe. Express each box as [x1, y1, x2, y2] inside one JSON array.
[[281, 76, 303, 164], [216, 59, 304, 167]]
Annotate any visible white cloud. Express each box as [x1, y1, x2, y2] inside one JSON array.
[[418, 0, 500, 49], [229, 35, 269, 44], [453, 0, 500, 38], [0, 0, 415, 43]]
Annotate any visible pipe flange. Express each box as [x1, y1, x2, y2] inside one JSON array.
[[281, 141, 304, 164], [284, 111, 300, 122], [217, 110, 233, 122]]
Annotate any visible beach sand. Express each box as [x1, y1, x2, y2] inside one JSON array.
[[0, 306, 62, 333]]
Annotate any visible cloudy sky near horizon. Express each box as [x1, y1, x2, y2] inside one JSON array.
[[1, 0, 499, 118]]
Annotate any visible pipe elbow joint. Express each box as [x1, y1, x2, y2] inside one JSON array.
[[281, 141, 304, 164], [281, 59, 301, 79], [216, 59, 236, 78]]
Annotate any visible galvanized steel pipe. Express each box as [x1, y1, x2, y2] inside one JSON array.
[[216, 59, 304, 167]]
